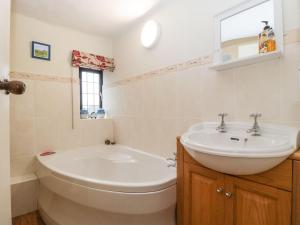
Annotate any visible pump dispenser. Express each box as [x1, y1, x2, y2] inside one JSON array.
[[259, 21, 276, 54]]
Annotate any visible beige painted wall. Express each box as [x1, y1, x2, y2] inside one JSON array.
[[10, 13, 114, 178], [10, 13, 113, 77], [103, 0, 300, 157], [0, 0, 12, 224], [108, 0, 300, 84]]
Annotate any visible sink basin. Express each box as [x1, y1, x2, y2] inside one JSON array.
[[181, 122, 300, 175]]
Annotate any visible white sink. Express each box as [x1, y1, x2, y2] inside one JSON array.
[[181, 122, 300, 175]]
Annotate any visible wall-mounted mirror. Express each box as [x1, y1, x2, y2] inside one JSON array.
[[212, 0, 283, 70]]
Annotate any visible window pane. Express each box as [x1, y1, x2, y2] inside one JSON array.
[[81, 81, 87, 93], [82, 94, 87, 106], [94, 73, 99, 83], [87, 94, 94, 105], [88, 106, 94, 114], [87, 72, 94, 82], [94, 82, 99, 94], [81, 72, 87, 82], [95, 94, 99, 105], [87, 82, 94, 93]]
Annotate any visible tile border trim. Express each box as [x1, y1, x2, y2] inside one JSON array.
[[105, 54, 213, 89], [9, 28, 300, 88], [104, 28, 300, 89], [9, 71, 78, 83]]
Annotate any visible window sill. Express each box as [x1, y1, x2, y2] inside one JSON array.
[[80, 117, 110, 120]]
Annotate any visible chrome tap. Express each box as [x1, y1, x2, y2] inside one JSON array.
[[166, 153, 177, 168], [247, 113, 262, 136], [216, 113, 228, 133]]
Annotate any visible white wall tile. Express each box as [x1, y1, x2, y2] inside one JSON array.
[[10, 81, 114, 178], [106, 45, 300, 158]]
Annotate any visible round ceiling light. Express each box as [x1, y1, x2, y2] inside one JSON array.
[[140, 20, 160, 48]]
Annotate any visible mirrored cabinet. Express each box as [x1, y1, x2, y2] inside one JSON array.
[[211, 0, 283, 71]]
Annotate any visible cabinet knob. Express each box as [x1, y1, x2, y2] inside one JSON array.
[[225, 192, 233, 198], [216, 187, 224, 193]]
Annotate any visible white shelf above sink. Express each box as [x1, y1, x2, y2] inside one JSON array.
[[211, 0, 284, 72], [210, 51, 282, 71]]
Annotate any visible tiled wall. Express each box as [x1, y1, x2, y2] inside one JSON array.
[[103, 42, 300, 157], [10, 13, 114, 179], [10, 76, 114, 177]]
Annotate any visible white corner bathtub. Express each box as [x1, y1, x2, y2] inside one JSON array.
[[36, 145, 177, 225]]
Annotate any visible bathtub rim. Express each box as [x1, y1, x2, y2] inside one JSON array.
[[36, 144, 177, 193]]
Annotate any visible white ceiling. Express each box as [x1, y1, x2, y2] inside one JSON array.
[[12, 0, 166, 37]]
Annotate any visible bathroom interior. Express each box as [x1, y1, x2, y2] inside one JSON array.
[[1, 0, 300, 224]]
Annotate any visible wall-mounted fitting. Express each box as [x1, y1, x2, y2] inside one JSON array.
[[166, 152, 177, 168], [105, 139, 116, 145], [140, 20, 161, 48]]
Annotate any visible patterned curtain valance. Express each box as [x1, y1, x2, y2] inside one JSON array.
[[72, 50, 115, 72]]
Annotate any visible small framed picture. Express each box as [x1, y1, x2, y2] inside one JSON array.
[[32, 41, 51, 61]]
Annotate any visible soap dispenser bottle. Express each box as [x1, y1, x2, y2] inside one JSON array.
[[259, 21, 276, 54]]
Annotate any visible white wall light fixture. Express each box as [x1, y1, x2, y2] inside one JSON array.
[[140, 20, 160, 48]]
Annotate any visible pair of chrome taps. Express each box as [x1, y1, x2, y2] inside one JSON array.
[[167, 153, 177, 168], [216, 113, 262, 136]]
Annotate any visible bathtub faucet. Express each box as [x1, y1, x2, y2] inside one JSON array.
[[166, 152, 177, 168], [105, 139, 116, 145]]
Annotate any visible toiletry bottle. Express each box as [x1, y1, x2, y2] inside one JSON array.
[[259, 21, 269, 54], [267, 27, 276, 52], [259, 21, 276, 54]]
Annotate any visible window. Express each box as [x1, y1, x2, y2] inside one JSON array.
[[79, 68, 103, 118]]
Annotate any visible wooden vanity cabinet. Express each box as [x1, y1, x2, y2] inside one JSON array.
[[183, 163, 225, 225], [224, 176, 291, 225], [177, 138, 299, 225]]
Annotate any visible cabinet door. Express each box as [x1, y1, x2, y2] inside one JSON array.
[[293, 161, 300, 225], [225, 176, 291, 225], [183, 163, 225, 225]]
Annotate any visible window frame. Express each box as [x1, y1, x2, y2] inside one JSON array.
[[79, 67, 103, 113]]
